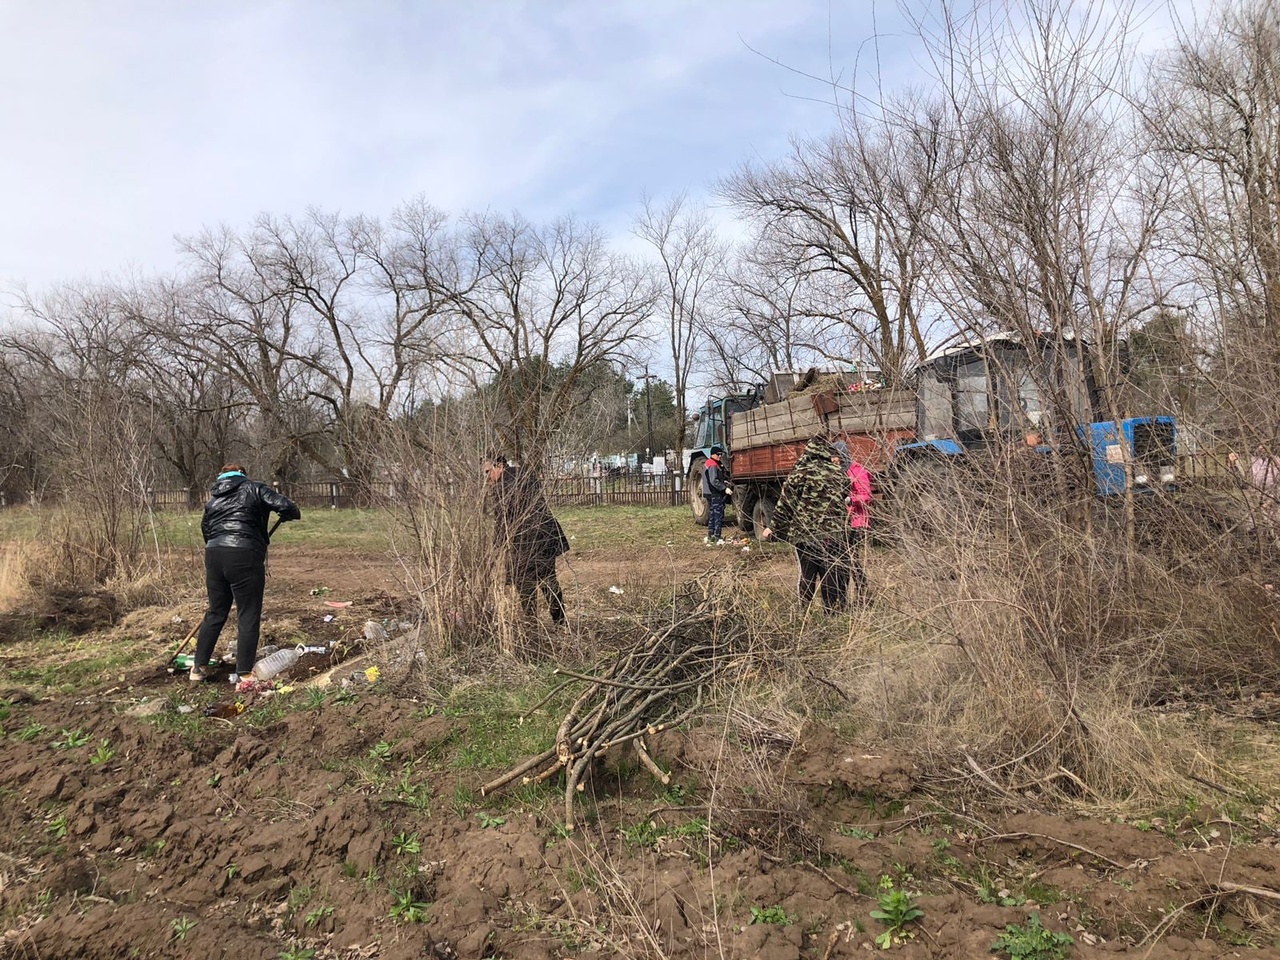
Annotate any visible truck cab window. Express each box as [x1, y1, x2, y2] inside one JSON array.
[[917, 370, 952, 441], [954, 358, 991, 437]]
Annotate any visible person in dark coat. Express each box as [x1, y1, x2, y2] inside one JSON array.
[[760, 436, 858, 611], [484, 451, 570, 623], [191, 463, 301, 683], [701, 445, 729, 545]]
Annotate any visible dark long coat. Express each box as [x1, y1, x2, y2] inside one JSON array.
[[487, 464, 570, 570]]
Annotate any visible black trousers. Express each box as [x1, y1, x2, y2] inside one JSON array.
[[795, 532, 867, 611], [194, 545, 267, 674], [511, 554, 565, 623]]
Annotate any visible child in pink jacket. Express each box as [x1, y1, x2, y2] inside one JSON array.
[[834, 441, 872, 602]]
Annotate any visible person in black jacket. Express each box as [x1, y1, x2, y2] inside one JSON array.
[[484, 451, 569, 624], [191, 463, 301, 683]]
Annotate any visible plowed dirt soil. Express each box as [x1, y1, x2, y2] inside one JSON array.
[[1, 517, 1279, 959]]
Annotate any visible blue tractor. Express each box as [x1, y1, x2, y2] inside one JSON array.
[[893, 332, 1177, 494], [683, 387, 763, 527]]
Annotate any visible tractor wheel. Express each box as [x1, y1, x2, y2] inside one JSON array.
[[688, 460, 709, 527], [752, 496, 776, 540]]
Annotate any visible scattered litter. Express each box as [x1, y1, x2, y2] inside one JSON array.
[[170, 615, 183, 624], [364, 666, 381, 684], [363, 620, 389, 642], [741, 546, 750, 553], [204, 701, 244, 719], [125, 700, 166, 717], [309, 586, 331, 597], [608, 585, 624, 595], [324, 600, 353, 608], [322, 615, 335, 623], [177, 705, 194, 715], [252, 648, 300, 681]]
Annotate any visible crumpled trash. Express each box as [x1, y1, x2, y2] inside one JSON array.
[[235, 677, 275, 694], [363, 620, 389, 642], [608, 585, 624, 595]]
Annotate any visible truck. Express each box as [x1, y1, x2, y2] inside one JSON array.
[[684, 333, 1177, 533], [685, 372, 915, 533]]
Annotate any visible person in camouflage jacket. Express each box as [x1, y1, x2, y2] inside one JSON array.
[[761, 435, 860, 610]]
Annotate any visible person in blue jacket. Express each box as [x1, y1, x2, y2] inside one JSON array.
[[702, 445, 729, 545]]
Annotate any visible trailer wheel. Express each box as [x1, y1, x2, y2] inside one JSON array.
[[688, 460, 709, 526], [752, 496, 776, 539], [736, 490, 756, 534]]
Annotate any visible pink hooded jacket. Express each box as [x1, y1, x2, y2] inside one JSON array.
[[846, 460, 872, 530]]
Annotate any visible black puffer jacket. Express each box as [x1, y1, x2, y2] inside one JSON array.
[[201, 474, 301, 549]]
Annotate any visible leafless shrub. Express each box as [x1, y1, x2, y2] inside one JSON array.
[[841, 454, 1275, 804], [369, 424, 508, 659]]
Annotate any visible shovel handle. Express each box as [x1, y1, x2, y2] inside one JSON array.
[[166, 619, 201, 670]]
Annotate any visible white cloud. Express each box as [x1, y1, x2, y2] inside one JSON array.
[[2, 0, 1192, 293], [2, 0, 895, 289]]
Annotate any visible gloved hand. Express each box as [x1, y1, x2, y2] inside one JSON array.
[[724, 483, 734, 496]]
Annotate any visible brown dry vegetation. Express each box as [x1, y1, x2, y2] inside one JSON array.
[[1, 501, 1279, 960]]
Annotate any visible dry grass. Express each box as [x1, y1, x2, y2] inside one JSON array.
[[0, 541, 42, 614]]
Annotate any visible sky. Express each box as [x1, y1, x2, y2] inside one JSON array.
[[0, 0, 1206, 301], [0, 0, 923, 292]]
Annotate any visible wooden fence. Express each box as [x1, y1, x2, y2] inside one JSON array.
[[143, 472, 687, 511], [26, 453, 1233, 514]]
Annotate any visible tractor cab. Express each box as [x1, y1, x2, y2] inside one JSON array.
[[897, 333, 1176, 494], [683, 387, 763, 526]]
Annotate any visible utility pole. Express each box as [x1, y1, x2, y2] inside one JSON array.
[[640, 365, 656, 463]]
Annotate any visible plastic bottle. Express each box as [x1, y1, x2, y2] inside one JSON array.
[[251, 647, 300, 680]]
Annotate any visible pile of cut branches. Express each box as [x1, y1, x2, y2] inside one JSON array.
[[481, 600, 752, 830]]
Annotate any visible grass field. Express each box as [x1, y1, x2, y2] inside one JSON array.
[[0, 503, 714, 552]]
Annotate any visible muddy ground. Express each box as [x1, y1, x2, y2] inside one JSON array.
[[1, 526, 1280, 959]]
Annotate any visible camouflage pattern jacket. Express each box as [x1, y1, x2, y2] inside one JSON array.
[[769, 438, 850, 545]]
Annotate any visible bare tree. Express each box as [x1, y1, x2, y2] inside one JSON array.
[[169, 228, 324, 480], [1148, 0, 1280, 444], [426, 212, 657, 465], [3, 282, 160, 581], [907, 0, 1169, 509], [713, 242, 849, 385], [633, 193, 727, 460], [719, 93, 945, 383]]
